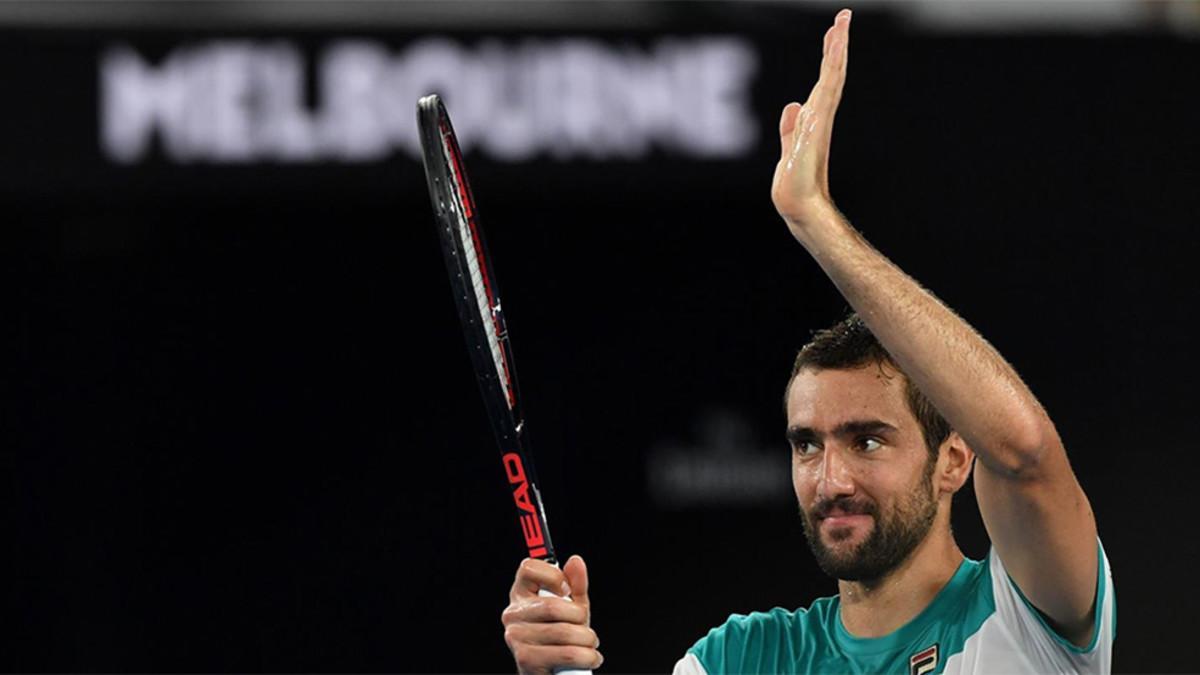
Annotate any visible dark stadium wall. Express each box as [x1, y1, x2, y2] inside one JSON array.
[[6, 4, 1198, 672]]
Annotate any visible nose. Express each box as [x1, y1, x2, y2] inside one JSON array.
[[816, 446, 855, 502]]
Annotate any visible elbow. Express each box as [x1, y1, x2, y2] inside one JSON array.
[[985, 415, 1059, 479], [995, 444, 1047, 480]]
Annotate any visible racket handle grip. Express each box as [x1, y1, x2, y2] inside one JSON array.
[[537, 587, 593, 675]]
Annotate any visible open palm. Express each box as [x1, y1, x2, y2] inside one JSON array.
[[771, 9, 852, 233]]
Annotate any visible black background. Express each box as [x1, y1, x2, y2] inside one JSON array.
[[6, 3, 1199, 672]]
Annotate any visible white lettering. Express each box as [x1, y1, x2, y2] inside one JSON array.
[[100, 37, 759, 164]]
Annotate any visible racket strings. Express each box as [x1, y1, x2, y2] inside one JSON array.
[[442, 136, 516, 411]]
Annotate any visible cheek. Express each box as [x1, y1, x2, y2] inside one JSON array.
[[868, 467, 925, 509], [791, 457, 820, 499]]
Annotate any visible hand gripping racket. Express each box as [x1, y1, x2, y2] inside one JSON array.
[[417, 94, 591, 675]]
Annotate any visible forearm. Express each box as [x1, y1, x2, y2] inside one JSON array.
[[791, 203, 1056, 475]]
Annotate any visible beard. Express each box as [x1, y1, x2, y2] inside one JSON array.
[[799, 458, 938, 585]]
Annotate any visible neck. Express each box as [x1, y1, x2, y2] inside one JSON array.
[[837, 521, 964, 638]]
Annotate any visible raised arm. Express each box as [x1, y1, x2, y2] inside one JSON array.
[[773, 9, 1098, 645]]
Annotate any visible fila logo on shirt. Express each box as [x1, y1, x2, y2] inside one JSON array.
[[909, 643, 938, 675]]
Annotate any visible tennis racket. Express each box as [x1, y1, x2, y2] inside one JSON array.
[[417, 94, 589, 675]]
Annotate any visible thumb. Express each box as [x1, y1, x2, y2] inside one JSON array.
[[779, 102, 802, 154], [562, 554, 590, 615]]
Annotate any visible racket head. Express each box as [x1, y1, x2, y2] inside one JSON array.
[[417, 94, 524, 443], [417, 94, 557, 563]]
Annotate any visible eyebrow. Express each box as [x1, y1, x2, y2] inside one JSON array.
[[785, 419, 899, 445]]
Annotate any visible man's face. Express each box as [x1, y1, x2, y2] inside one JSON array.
[[786, 364, 939, 583]]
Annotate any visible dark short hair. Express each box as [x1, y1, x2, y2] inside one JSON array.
[[785, 313, 951, 457]]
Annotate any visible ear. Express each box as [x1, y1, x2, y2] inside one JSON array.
[[935, 431, 974, 497]]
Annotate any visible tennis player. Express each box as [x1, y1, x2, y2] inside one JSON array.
[[500, 9, 1114, 674]]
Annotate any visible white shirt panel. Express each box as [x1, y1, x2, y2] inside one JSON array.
[[942, 546, 1114, 674]]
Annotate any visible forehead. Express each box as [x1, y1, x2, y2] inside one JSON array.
[[786, 365, 913, 430]]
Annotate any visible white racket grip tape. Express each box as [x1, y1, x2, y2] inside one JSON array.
[[537, 587, 593, 675]]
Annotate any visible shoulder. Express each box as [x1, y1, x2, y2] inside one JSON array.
[[988, 539, 1115, 652], [947, 539, 1115, 673], [685, 599, 837, 674]]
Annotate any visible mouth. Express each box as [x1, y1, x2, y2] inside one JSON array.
[[814, 505, 874, 535], [819, 513, 872, 530]]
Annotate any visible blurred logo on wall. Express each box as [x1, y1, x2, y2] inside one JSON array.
[[646, 408, 791, 509], [100, 37, 757, 164]]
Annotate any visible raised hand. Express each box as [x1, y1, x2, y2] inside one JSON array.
[[771, 9, 852, 235]]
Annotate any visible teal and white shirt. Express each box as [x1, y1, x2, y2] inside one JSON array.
[[674, 543, 1114, 674]]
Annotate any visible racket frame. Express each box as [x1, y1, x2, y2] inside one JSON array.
[[417, 94, 559, 565]]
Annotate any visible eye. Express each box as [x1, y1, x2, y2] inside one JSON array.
[[857, 437, 883, 452], [793, 441, 821, 456]]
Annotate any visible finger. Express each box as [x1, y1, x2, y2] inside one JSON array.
[[809, 10, 852, 113], [562, 555, 590, 612], [510, 558, 571, 601], [823, 21, 837, 58], [505, 621, 599, 648], [778, 102, 803, 154], [829, 9, 851, 94], [511, 644, 603, 674], [502, 596, 590, 626]]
